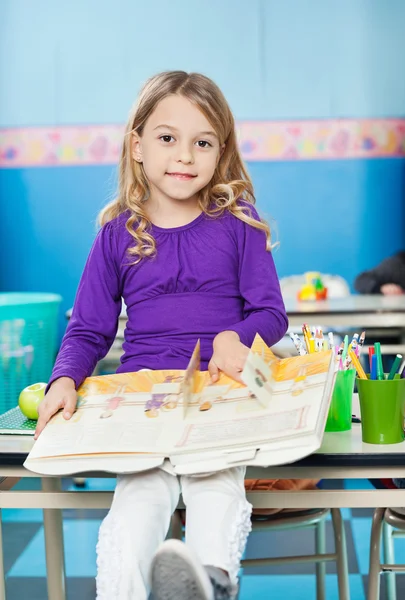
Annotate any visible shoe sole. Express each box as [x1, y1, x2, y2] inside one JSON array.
[[151, 539, 214, 600]]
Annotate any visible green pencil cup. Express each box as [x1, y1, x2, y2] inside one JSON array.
[[325, 369, 356, 432], [357, 375, 405, 444]]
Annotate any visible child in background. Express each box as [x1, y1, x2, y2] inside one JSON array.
[[355, 251, 405, 372], [35, 71, 288, 600], [354, 252, 405, 295]]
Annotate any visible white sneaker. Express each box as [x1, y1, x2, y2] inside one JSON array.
[[150, 539, 214, 600]]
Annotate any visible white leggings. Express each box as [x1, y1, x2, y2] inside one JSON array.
[[95, 466, 252, 600]]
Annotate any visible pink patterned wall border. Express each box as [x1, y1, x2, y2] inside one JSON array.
[[1, 119, 405, 168]]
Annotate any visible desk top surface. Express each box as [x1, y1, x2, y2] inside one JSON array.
[[284, 295, 405, 316], [1, 398, 404, 468], [67, 295, 405, 320]]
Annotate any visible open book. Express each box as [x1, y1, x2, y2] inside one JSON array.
[[24, 336, 336, 476]]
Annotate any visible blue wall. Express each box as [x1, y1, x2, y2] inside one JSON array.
[[2, 0, 405, 125], [1, 159, 404, 331], [1, 0, 405, 335]]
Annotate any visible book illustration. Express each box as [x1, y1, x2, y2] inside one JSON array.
[[242, 350, 274, 408], [75, 339, 250, 422], [175, 404, 310, 450], [100, 385, 127, 419], [144, 376, 183, 418], [291, 367, 308, 396], [24, 334, 336, 475], [70, 336, 333, 424], [274, 350, 331, 381], [182, 339, 200, 418]]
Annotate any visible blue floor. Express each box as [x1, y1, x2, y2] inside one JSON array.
[[3, 477, 405, 599]]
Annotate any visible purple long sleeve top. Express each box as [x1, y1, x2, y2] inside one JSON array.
[[50, 206, 288, 389]]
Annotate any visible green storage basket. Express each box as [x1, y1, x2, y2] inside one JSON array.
[[0, 293, 62, 413]]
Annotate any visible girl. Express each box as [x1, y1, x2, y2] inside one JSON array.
[[35, 71, 288, 600]]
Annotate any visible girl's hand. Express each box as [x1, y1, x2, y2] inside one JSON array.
[[34, 377, 77, 440], [380, 283, 404, 296], [208, 330, 250, 383]]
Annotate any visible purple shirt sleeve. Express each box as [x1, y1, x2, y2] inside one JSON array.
[[227, 209, 289, 347], [48, 223, 122, 390]]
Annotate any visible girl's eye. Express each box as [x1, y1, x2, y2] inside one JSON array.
[[160, 135, 174, 143], [196, 140, 212, 148]]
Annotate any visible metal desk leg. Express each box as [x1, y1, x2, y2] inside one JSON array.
[[315, 517, 326, 600], [0, 510, 6, 600], [383, 522, 396, 600], [368, 507, 385, 600], [0, 478, 20, 600], [42, 478, 66, 600]]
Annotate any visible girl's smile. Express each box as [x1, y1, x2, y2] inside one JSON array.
[[166, 172, 197, 180]]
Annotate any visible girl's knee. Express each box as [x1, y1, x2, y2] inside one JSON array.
[[114, 469, 180, 509], [181, 467, 246, 504]]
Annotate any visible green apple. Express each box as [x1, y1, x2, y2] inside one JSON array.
[[18, 382, 47, 420]]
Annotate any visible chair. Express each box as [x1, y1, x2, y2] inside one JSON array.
[[170, 501, 350, 600], [266, 276, 352, 596], [368, 507, 405, 600], [241, 507, 350, 600]]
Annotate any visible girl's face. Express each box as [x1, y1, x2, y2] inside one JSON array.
[[133, 94, 223, 206]]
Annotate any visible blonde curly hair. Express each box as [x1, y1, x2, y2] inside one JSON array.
[[98, 71, 271, 262]]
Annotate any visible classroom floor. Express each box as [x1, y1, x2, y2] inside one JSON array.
[[3, 478, 405, 599]]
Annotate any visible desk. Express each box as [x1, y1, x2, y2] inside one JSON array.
[[67, 295, 405, 377], [68, 295, 405, 370], [1, 396, 405, 600], [285, 295, 405, 329], [285, 295, 405, 356], [68, 294, 405, 330], [111, 296, 405, 329]]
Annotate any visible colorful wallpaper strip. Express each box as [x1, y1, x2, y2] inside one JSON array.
[[1, 119, 404, 168]]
